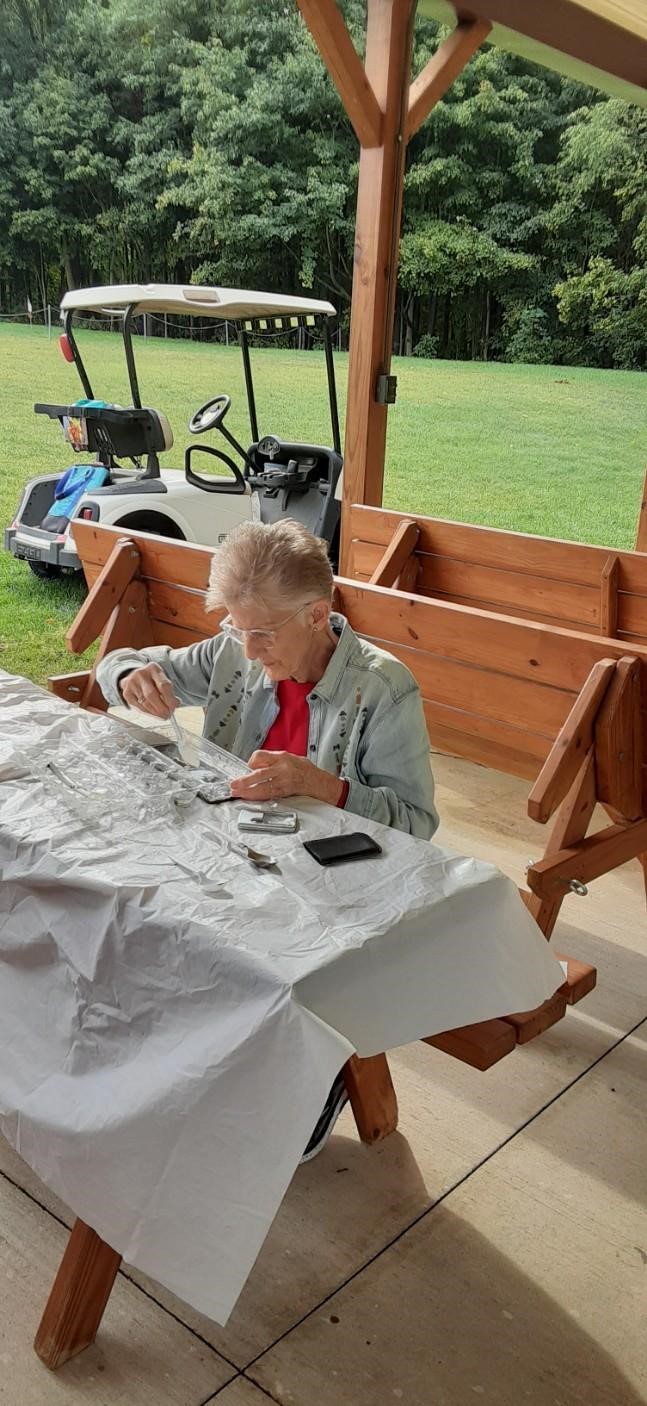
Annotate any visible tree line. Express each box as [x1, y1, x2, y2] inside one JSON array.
[[1, 0, 646, 368]]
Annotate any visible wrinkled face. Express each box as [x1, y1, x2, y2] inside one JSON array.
[[222, 596, 330, 681]]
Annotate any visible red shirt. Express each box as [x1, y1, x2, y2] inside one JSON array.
[[262, 678, 349, 808]]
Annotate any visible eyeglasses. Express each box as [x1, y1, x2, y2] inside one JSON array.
[[220, 603, 312, 647]]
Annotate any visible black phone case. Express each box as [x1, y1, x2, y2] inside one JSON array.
[[302, 831, 383, 866]]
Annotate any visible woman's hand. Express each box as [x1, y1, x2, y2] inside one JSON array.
[[120, 664, 179, 720], [230, 750, 345, 806]]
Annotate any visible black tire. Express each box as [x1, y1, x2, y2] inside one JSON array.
[[28, 560, 64, 580], [113, 511, 186, 540]]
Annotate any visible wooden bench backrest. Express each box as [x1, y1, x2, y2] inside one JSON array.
[[72, 521, 647, 783], [348, 504, 647, 643]]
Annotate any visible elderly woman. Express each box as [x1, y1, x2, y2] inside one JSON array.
[[97, 520, 437, 1159], [97, 519, 438, 839]]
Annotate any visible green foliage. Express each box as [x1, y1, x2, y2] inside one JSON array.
[[412, 333, 439, 359], [505, 307, 554, 364], [0, 2, 645, 369]]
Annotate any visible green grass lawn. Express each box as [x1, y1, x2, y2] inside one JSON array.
[[1, 321, 645, 684]]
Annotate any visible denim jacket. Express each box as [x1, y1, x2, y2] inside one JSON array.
[[96, 614, 438, 839]]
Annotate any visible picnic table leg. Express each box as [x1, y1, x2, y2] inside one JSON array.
[[344, 1053, 398, 1144], [34, 1219, 122, 1369]]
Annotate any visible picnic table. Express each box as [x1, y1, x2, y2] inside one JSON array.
[[0, 669, 563, 1344]]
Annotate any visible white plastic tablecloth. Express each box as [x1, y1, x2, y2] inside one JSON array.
[[0, 671, 563, 1322]]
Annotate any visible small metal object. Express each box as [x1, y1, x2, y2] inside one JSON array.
[[375, 373, 397, 404], [568, 878, 588, 896]]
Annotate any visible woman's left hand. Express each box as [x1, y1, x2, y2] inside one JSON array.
[[230, 750, 344, 807]]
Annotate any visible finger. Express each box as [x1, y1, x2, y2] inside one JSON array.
[[230, 769, 276, 798], [247, 750, 281, 771]]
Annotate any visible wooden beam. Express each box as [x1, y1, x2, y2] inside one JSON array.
[[594, 655, 643, 820], [527, 818, 647, 900], [78, 580, 152, 711], [48, 671, 91, 704], [297, 0, 383, 147], [339, 0, 416, 566], [368, 518, 419, 586], [406, 19, 491, 140], [524, 749, 597, 939], [425, 1018, 516, 1071], [65, 538, 141, 655], [600, 554, 619, 637], [343, 1053, 398, 1143], [527, 658, 616, 823], [34, 1220, 121, 1369]]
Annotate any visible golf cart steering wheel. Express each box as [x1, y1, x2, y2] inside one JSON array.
[[189, 395, 231, 434]]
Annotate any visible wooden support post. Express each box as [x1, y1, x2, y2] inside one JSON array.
[[34, 1220, 121, 1370], [339, 0, 416, 558], [65, 538, 141, 655], [344, 1053, 398, 1143], [600, 554, 619, 637], [368, 518, 419, 587]]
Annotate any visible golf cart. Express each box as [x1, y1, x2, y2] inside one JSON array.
[[5, 284, 343, 578]]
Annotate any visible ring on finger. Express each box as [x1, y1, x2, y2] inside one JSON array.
[[268, 775, 274, 795]]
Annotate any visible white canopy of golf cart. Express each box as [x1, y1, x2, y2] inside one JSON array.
[[60, 284, 336, 321]]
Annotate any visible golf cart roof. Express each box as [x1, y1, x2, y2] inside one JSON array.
[[61, 284, 336, 321]]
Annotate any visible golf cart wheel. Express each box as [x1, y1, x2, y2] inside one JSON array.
[[28, 561, 64, 580]]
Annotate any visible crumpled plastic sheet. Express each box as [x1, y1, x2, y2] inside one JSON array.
[[0, 670, 564, 1323]]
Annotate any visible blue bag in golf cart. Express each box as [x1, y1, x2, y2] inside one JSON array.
[[40, 463, 110, 532]]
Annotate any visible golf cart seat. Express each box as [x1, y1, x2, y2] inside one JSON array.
[[34, 403, 174, 462]]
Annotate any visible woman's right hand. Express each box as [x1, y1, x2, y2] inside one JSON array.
[[120, 664, 179, 719]]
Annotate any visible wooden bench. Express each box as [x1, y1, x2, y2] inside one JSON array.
[[38, 513, 647, 1369]]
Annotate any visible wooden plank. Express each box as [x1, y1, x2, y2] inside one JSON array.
[[427, 713, 549, 779], [351, 539, 601, 628], [296, 0, 383, 148], [406, 19, 491, 139], [527, 659, 616, 823], [348, 505, 626, 586], [502, 989, 568, 1044], [527, 818, 647, 900], [424, 1019, 516, 1071], [594, 655, 644, 819], [378, 639, 575, 738], [343, 1053, 398, 1144], [72, 522, 213, 591], [338, 0, 415, 563], [427, 716, 548, 780], [368, 518, 419, 587], [600, 554, 619, 637], [554, 954, 597, 1004], [48, 671, 91, 703], [616, 593, 647, 641], [635, 464, 647, 552], [66, 538, 141, 654], [335, 578, 647, 694], [34, 1219, 121, 1369]]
